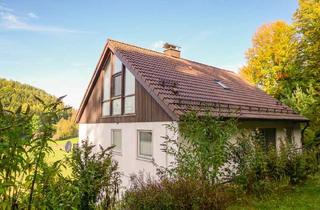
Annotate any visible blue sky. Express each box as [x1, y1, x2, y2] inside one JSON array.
[[0, 0, 298, 108]]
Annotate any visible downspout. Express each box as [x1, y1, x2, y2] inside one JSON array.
[[301, 121, 309, 147]]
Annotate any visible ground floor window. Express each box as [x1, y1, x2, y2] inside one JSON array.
[[259, 128, 276, 149], [137, 130, 153, 159], [111, 129, 122, 153], [286, 127, 294, 143]]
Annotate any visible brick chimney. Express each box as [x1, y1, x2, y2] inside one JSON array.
[[163, 42, 181, 58]]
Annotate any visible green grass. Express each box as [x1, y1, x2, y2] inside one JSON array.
[[229, 175, 320, 210], [48, 137, 78, 162], [47, 137, 78, 176]]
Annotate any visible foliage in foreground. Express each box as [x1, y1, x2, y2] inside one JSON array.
[[122, 112, 320, 209], [159, 112, 238, 183], [0, 96, 69, 209], [230, 131, 320, 196], [0, 97, 120, 210], [121, 175, 236, 210], [68, 140, 120, 209]]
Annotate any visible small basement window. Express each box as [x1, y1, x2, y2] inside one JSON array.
[[214, 79, 230, 90]]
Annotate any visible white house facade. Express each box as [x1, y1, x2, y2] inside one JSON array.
[[76, 39, 308, 188]]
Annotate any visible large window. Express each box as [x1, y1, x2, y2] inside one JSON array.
[[102, 57, 112, 116], [112, 73, 122, 97], [124, 68, 135, 114], [111, 129, 122, 153], [138, 130, 153, 159], [102, 53, 136, 116]]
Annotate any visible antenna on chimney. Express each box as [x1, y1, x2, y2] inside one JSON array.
[[163, 42, 181, 58]]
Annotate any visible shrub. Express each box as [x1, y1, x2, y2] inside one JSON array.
[[0, 96, 70, 209], [121, 112, 238, 209], [121, 175, 236, 210], [67, 140, 121, 210], [159, 112, 238, 184], [231, 131, 320, 195]]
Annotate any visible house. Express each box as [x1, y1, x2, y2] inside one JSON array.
[[76, 39, 308, 188]]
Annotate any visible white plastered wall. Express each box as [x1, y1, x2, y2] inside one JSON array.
[[79, 122, 302, 189], [276, 127, 302, 150], [79, 121, 176, 190]]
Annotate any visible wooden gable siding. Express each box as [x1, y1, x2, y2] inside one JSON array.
[[79, 70, 172, 123]]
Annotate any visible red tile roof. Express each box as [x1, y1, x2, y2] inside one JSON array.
[[77, 39, 307, 122], [108, 39, 307, 121]]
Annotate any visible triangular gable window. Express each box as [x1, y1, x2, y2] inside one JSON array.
[[102, 53, 135, 116]]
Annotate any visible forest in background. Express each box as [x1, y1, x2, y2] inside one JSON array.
[[0, 78, 78, 140]]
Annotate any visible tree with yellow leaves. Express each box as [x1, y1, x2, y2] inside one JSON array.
[[240, 21, 297, 98], [241, 0, 320, 143]]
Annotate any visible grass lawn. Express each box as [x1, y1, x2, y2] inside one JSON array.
[[48, 137, 78, 162], [46, 137, 78, 176], [229, 175, 320, 210]]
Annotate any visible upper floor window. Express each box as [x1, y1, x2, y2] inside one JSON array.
[[124, 68, 135, 114], [102, 58, 112, 116], [102, 53, 135, 116]]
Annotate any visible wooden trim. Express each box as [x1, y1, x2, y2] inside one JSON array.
[[238, 119, 301, 128], [121, 64, 125, 115], [76, 40, 177, 122], [110, 44, 177, 121], [101, 53, 112, 116], [111, 72, 122, 97], [76, 41, 112, 122]]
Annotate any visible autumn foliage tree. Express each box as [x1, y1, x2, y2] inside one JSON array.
[[240, 21, 297, 98], [53, 109, 78, 140], [240, 0, 320, 143]]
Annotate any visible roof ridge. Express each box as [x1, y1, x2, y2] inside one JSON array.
[[107, 38, 235, 73]]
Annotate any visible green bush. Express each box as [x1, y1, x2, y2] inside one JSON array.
[[159, 112, 238, 184], [66, 140, 121, 210], [0, 97, 120, 209], [121, 175, 236, 210], [231, 131, 320, 196], [121, 112, 238, 209]]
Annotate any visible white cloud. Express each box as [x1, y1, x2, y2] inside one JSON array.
[[0, 5, 91, 34], [150, 40, 165, 51], [27, 12, 38, 19]]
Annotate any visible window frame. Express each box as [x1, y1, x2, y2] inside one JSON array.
[[137, 130, 153, 160], [101, 54, 112, 116], [111, 129, 122, 154], [123, 68, 135, 114], [101, 53, 136, 117], [286, 127, 294, 144], [259, 128, 276, 149], [111, 72, 122, 98]]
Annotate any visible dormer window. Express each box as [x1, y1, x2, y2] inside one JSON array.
[[102, 53, 135, 116]]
